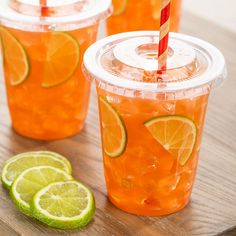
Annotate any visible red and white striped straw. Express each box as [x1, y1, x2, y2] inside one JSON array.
[[40, 0, 48, 16], [158, 0, 171, 72]]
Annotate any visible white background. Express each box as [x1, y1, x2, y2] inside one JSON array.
[[183, 0, 236, 32]]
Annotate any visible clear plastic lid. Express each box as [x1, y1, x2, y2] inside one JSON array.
[[83, 31, 226, 97], [0, 0, 112, 31]]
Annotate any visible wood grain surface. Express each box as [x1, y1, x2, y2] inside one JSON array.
[[0, 11, 236, 236]]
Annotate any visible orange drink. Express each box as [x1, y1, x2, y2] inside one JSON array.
[[83, 32, 226, 216], [107, 0, 182, 35], [0, 0, 111, 140]]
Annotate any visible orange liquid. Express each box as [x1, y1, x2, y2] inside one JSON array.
[[97, 89, 209, 216], [2, 25, 98, 140], [107, 0, 182, 35]]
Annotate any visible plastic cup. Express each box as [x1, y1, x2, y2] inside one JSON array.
[[0, 0, 112, 140], [107, 0, 182, 35], [83, 31, 226, 216]]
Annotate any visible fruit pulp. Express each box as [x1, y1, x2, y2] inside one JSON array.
[[107, 0, 182, 35], [97, 88, 209, 216], [1, 25, 98, 140]]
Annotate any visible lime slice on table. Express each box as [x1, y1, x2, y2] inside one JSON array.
[[42, 32, 80, 88], [0, 26, 30, 86], [1, 151, 72, 190], [32, 181, 95, 229], [99, 96, 127, 158], [10, 166, 72, 216], [144, 116, 197, 165], [112, 0, 128, 16]]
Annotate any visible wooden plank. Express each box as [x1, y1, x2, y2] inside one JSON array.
[[0, 10, 235, 236], [0, 221, 20, 236]]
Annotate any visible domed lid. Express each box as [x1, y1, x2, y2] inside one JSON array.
[[84, 31, 226, 94], [0, 0, 112, 31]]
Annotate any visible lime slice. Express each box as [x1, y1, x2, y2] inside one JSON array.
[[1, 151, 72, 190], [0, 26, 30, 86], [144, 116, 197, 165], [99, 96, 127, 158], [27, 151, 72, 171], [112, 0, 128, 16], [32, 181, 95, 229], [10, 166, 72, 216], [42, 32, 80, 88]]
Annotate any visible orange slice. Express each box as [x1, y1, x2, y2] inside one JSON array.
[[42, 32, 80, 88], [99, 96, 127, 157], [144, 116, 197, 165], [112, 0, 128, 16], [0, 26, 30, 86]]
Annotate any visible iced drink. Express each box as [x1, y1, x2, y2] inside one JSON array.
[[0, 0, 111, 140], [107, 0, 182, 35], [83, 31, 226, 216]]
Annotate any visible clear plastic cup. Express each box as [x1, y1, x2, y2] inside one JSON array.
[[83, 31, 226, 216], [0, 0, 112, 140]]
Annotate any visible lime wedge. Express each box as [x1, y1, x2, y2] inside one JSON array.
[[32, 181, 95, 229], [0, 26, 30, 86], [144, 115, 197, 165], [1, 151, 72, 189], [42, 32, 80, 88], [99, 96, 127, 158], [10, 166, 72, 216]]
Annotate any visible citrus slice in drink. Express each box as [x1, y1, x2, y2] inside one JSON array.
[[99, 96, 127, 158], [32, 181, 95, 229], [42, 32, 80, 88], [144, 116, 197, 165], [10, 166, 72, 216], [112, 0, 128, 16], [1, 151, 72, 189], [0, 26, 29, 86]]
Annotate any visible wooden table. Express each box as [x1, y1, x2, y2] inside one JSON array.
[[0, 11, 236, 236]]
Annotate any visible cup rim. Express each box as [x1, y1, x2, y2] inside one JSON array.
[[83, 31, 226, 93], [0, 0, 112, 30]]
